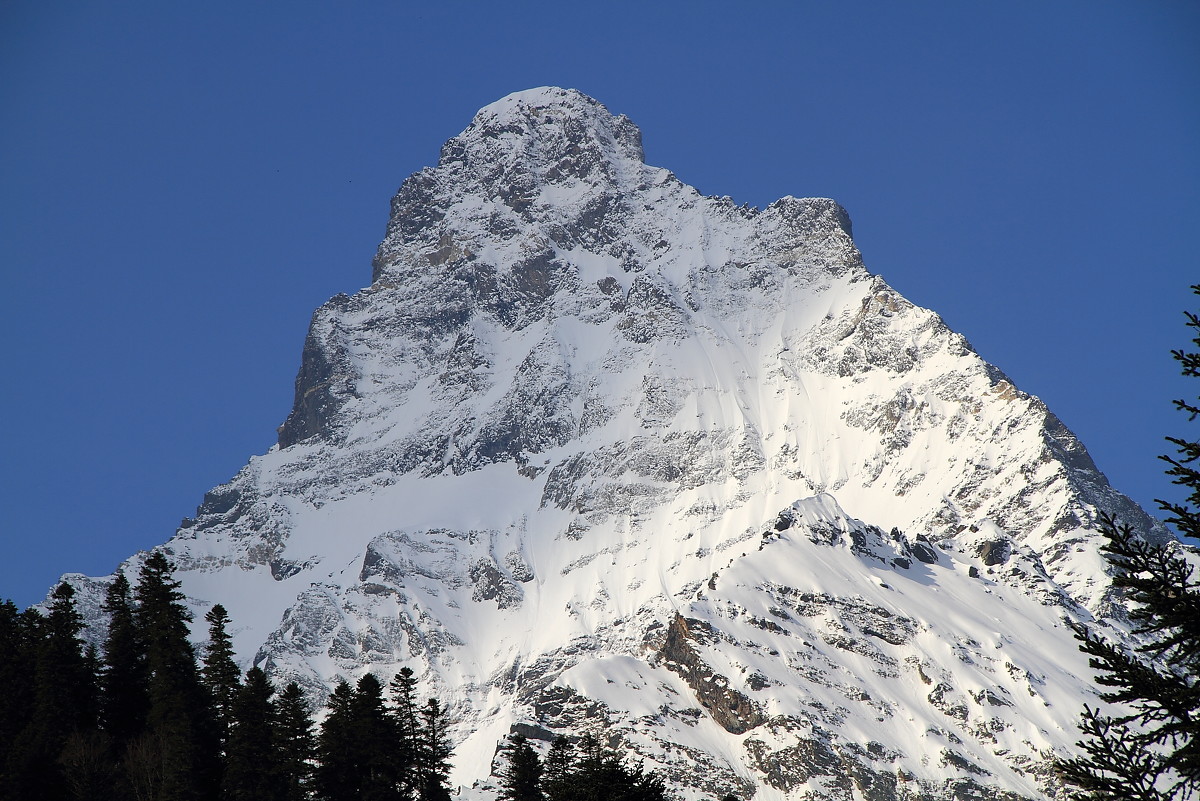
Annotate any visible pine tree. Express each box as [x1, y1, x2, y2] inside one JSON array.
[[1057, 287, 1200, 800], [41, 582, 98, 728], [499, 733, 544, 801], [133, 551, 219, 801], [222, 667, 279, 801], [201, 603, 241, 752], [315, 680, 360, 801], [274, 681, 315, 801]]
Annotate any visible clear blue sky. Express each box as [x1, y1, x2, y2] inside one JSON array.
[[2, 1, 1197, 608]]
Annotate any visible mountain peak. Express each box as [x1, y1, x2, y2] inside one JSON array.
[[473, 86, 609, 123], [436, 85, 644, 182], [67, 88, 1175, 801]]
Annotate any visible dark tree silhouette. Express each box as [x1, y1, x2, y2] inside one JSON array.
[[352, 673, 403, 801], [100, 571, 148, 752], [389, 667, 421, 798], [541, 736, 575, 801], [315, 680, 360, 801], [201, 603, 240, 753], [1058, 287, 1200, 800], [499, 733, 544, 801], [274, 681, 315, 801], [0, 600, 41, 789], [222, 668, 279, 801], [5, 582, 98, 800], [418, 698, 454, 801], [134, 552, 219, 801], [540, 734, 666, 801]]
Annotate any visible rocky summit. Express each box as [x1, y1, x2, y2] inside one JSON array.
[[63, 87, 1174, 800]]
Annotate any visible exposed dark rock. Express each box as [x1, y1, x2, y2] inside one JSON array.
[[977, 539, 1011, 566], [468, 559, 523, 609], [278, 294, 356, 448], [658, 614, 764, 735], [910, 536, 941, 564]]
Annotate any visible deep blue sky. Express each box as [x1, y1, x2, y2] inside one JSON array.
[[2, 2, 1197, 608]]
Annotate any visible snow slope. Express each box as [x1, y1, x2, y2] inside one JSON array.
[[63, 87, 1176, 800]]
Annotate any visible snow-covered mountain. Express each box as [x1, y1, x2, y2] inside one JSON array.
[[63, 87, 1173, 800]]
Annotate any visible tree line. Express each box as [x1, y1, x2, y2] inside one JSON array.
[[0, 551, 673, 801], [498, 732, 668, 801], [0, 552, 459, 801]]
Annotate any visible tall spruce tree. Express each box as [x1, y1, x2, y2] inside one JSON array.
[[541, 736, 575, 801], [353, 673, 403, 801], [222, 667, 279, 801], [389, 667, 421, 798], [499, 733, 544, 801], [100, 571, 148, 752], [6, 582, 99, 800], [58, 643, 113, 800], [315, 680, 360, 801], [201, 603, 241, 753], [0, 600, 40, 787], [133, 551, 219, 801], [274, 681, 315, 801], [1057, 287, 1200, 800], [418, 698, 454, 801]]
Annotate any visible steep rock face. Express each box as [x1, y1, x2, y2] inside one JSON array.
[[66, 88, 1179, 800]]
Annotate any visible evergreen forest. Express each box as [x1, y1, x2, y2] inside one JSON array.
[[0, 552, 669, 801]]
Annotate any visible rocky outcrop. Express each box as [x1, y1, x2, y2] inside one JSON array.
[[658, 614, 765, 735]]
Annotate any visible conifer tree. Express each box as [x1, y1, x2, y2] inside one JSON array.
[[570, 735, 612, 801], [540, 734, 666, 801], [0, 600, 39, 784], [133, 551, 219, 801], [418, 698, 454, 801], [100, 571, 148, 751], [201, 604, 241, 752], [58, 643, 114, 799], [1057, 287, 1200, 800], [222, 667, 279, 801], [315, 680, 360, 801], [42, 582, 98, 728], [499, 733, 544, 801], [6, 582, 98, 800], [389, 667, 421, 797], [541, 736, 575, 801], [353, 673, 403, 801], [274, 681, 315, 801]]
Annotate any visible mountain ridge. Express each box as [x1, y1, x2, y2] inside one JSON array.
[[58, 87, 1173, 800]]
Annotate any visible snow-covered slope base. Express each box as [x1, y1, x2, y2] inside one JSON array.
[[66, 88, 1170, 800]]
